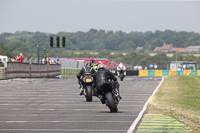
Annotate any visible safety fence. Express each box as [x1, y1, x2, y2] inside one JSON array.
[[139, 70, 200, 76], [61, 68, 81, 79], [0, 67, 5, 80]]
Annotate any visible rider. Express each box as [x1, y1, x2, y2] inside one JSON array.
[[93, 63, 98, 72], [76, 62, 96, 95], [89, 60, 98, 72], [116, 62, 126, 77], [94, 63, 121, 104]]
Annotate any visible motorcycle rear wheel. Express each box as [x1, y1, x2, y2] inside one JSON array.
[[105, 92, 118, 112], [85, 86, 92, 102]]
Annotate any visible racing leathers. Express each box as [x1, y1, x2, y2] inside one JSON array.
[[116, 63, 126, 76], [94, 68, 121, 101], [77, 64, 96, 95]]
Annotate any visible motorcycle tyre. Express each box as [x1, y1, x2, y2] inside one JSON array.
[[85, 86, 92, 102], [105, 92, 118, 112], [120, 73, 124, 81]]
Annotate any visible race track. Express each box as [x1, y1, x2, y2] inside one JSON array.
[[0, 76, 161, 133]]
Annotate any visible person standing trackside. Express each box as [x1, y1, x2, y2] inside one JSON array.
[[18, 53, 24, 62]]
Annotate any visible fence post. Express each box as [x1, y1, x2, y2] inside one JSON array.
[[29, 63, 31, 78], [4, 68, 7, 80], [47, 63, 49, 77]]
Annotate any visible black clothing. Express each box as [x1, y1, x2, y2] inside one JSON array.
[[94, 68, 119, 95], [94, 68, 117, 87], [77, 65, 96, 90], [77, 65, 95, 80]]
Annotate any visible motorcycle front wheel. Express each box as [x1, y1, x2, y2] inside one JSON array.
[[120, 73, 124, 81], [105, 92, 118, 112]]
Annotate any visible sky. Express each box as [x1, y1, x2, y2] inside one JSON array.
[[0, 0, 200, 34]]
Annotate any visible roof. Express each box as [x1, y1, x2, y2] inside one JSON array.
[[172, 48, 185, 52], [186, 46, 200, 49], [153, 47, 162, 51], [161, 44, 173, 50]]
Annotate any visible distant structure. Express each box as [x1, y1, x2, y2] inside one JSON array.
[[185, 46, 200, 53], [170, 61, 196, 70], [136, 47, 143, 52], [154, 42, 185, 53]]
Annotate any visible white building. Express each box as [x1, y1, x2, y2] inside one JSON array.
[[170, 61, 196, 70], [185, 46, 200, 53]]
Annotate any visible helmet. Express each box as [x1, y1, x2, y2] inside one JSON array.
[[89, 60, 95, 66], [98, 63, 105, 69]]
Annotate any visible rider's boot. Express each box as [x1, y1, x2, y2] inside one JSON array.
[[79, 86, 84, 95], [98, 95, 105, 104]]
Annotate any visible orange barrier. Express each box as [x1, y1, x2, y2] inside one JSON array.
[[139, 70, 148, 76], [184, 70, 191, 76], [155, 70, 162, 76], [169, 70, 176, 75], [198, 70, 200, 76]]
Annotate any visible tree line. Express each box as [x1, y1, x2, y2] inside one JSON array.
[[0, 29, 200, 68]]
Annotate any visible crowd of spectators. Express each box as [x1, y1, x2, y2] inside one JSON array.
[[11, 53, 24, 62], [42, 57, 59, 64], [9, 53, 59, 65]]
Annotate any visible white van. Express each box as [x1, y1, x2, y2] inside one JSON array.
[[0, 55, 8, 63]]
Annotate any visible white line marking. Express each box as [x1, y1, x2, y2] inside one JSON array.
[[127, 76, 164, 133]]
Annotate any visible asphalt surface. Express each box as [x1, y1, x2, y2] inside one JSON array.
[[0, 76, 161, 133]]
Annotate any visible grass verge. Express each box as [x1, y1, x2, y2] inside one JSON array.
[[149, 76, 200, 132]]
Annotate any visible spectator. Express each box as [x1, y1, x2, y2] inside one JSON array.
[[18, 53, 24, 62]]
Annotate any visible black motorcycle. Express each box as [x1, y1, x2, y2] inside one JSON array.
[[81, 74, 94, 102], [119, 70, 125, 81], [98, 81, 121, 112]]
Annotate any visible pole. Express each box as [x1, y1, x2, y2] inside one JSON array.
[[37, 44, 39, 64]]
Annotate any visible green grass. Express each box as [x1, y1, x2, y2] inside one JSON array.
[[149, 76, 200, 132]]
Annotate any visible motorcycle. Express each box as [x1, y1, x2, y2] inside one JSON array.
[[119, 70, 125, 81], [98, 81, 121, 112], [81, 74, 94, 102]]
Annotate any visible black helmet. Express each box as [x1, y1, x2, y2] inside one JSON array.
[[89, 60, 95, 66]]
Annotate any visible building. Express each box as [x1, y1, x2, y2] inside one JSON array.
[[154, 42, 173, 52], [185, 46, 200, 53], [154, 42, 185, 53], [170, 61, 196, 70], [136, 47, 143, 52]]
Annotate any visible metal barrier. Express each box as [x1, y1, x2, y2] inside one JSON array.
[[0, 67, 5, 80], [61, 68, 81, 79], [3, 62, 61, 79]]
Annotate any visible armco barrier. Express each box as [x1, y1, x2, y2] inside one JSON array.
[[4, 62, 61, 79]]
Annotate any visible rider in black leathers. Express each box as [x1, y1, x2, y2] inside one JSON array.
[[94, 64, 121, 103], [77, 63, 96, 95]]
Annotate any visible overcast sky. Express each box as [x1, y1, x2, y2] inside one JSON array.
[[0, 0, 200, 34]]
